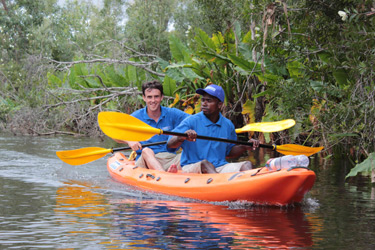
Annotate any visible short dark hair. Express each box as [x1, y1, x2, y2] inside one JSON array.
[[142, 80, 163, 96]]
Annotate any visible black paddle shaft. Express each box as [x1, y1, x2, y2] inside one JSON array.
[[163, 131, 275, 150], [112, 141, 167, 153]]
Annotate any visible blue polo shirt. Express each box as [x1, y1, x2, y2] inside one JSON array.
[[167, 111, 236, 167], [132, 106, 189, 159]]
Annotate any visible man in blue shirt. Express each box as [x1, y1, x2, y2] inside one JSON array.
[[117, 80, 189, 172], [167, 84, 259, 173]]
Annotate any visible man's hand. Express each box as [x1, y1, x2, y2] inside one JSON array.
[[115, 139, 142, 151], [127, 141, 142, 151], [248, 138, 260, 151], [185, 129, 197, 142]]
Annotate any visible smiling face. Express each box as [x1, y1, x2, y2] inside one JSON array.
[[143, 88, 163, 113], [201, 93, 223, 119]]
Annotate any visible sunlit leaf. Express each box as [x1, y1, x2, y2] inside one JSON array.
[[168, 93, 180, 108], [195, 98, 201, 113], [242, 30, 252, 44], [287, 61, 305, 78], [195, 28, 216, 51], [184, 105, 194, 114], [241, 99, 256, 125], [47, 72, 62, 87], [212, 32, 224, 52], [346, 152, 375, 178]]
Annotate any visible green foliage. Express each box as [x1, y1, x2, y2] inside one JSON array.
[[0, 98, 13, 123], [162, 75, 177, 97], [346, 153, 375, 179], [123, 0, 177, 60], [1, 0, 375, 182]]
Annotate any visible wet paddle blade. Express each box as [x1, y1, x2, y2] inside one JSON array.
[[98, 111, 160, 141], [235, 119, 296, 133], [276, 144, 324, 157], [56, 147, 112, 165]]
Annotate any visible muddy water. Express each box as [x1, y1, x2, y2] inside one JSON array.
[[0, 133, 374, 249]]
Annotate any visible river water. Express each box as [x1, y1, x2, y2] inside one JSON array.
[[0, 132, 374, 249]]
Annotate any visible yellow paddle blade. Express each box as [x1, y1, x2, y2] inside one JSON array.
[[56, 147, 112, 165], [235, 119, 296, 133], [276, 144, 324, 157], [98, 111, 161, 141]]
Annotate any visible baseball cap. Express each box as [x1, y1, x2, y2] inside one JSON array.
[[196, 84, 225, 102]]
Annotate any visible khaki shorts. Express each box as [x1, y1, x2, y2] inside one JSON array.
[[182, 161, 249, 174], [136, 152, 181, 171]]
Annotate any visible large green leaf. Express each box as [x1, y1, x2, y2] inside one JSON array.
[[242, 30, 253, 44], [73, 63, 90, 87], [195, 28, 216, 51], [47, 72, 62, 87], [69, 67, 79, 89], [234, 21, 242, 42], [163, 75, 176, 97], [317, 52, 334, 65], [105, 66, 127, 87], [85, 77, 101, 88], [165, 68, 185, 83], [211, 32, 225, 52], [165, 63, 192, 70], [333, 68, 349, 87], [182, 68, 204, 81], [346, 152, 375, 178], [169, 35, 192, 63], [287, 61, 305, 79], [197, 51, 231, 65], [257, 73, 282, 84], [228, 54, 261, 74], [310, 80, 326, 92], [238, 43, 253, 61], [127, 63, 138, 88]]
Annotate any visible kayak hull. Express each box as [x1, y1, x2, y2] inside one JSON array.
[[107, 152, 316, 205]]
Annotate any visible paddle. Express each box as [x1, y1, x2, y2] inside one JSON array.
[[98, 112, 323, 156], [56, 141, 167, 166], [235, 119, 295, 133]]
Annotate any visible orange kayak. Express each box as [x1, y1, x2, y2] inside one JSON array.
[[107, 152, 316, 205]]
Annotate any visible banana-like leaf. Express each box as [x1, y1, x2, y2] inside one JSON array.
[[346, 152, 375, 179], [127, 61, 138, 88], [228, 54, 261, 73], [195, 28, 216, 51], [106, 66, 127, 87], [169, 35, 192, 63], [163, 75, 176, 96]]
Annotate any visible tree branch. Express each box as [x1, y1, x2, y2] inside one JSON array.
[[48, 58, 165, 77]]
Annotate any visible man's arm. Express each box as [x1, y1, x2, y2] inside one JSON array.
[[114, 139, 142, 151], [226, 139, 260, 159], [167, 130, 197, 149]]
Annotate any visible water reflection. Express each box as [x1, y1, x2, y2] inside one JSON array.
[[110, 200, 314, 249], [54, 181, 317, 249]]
